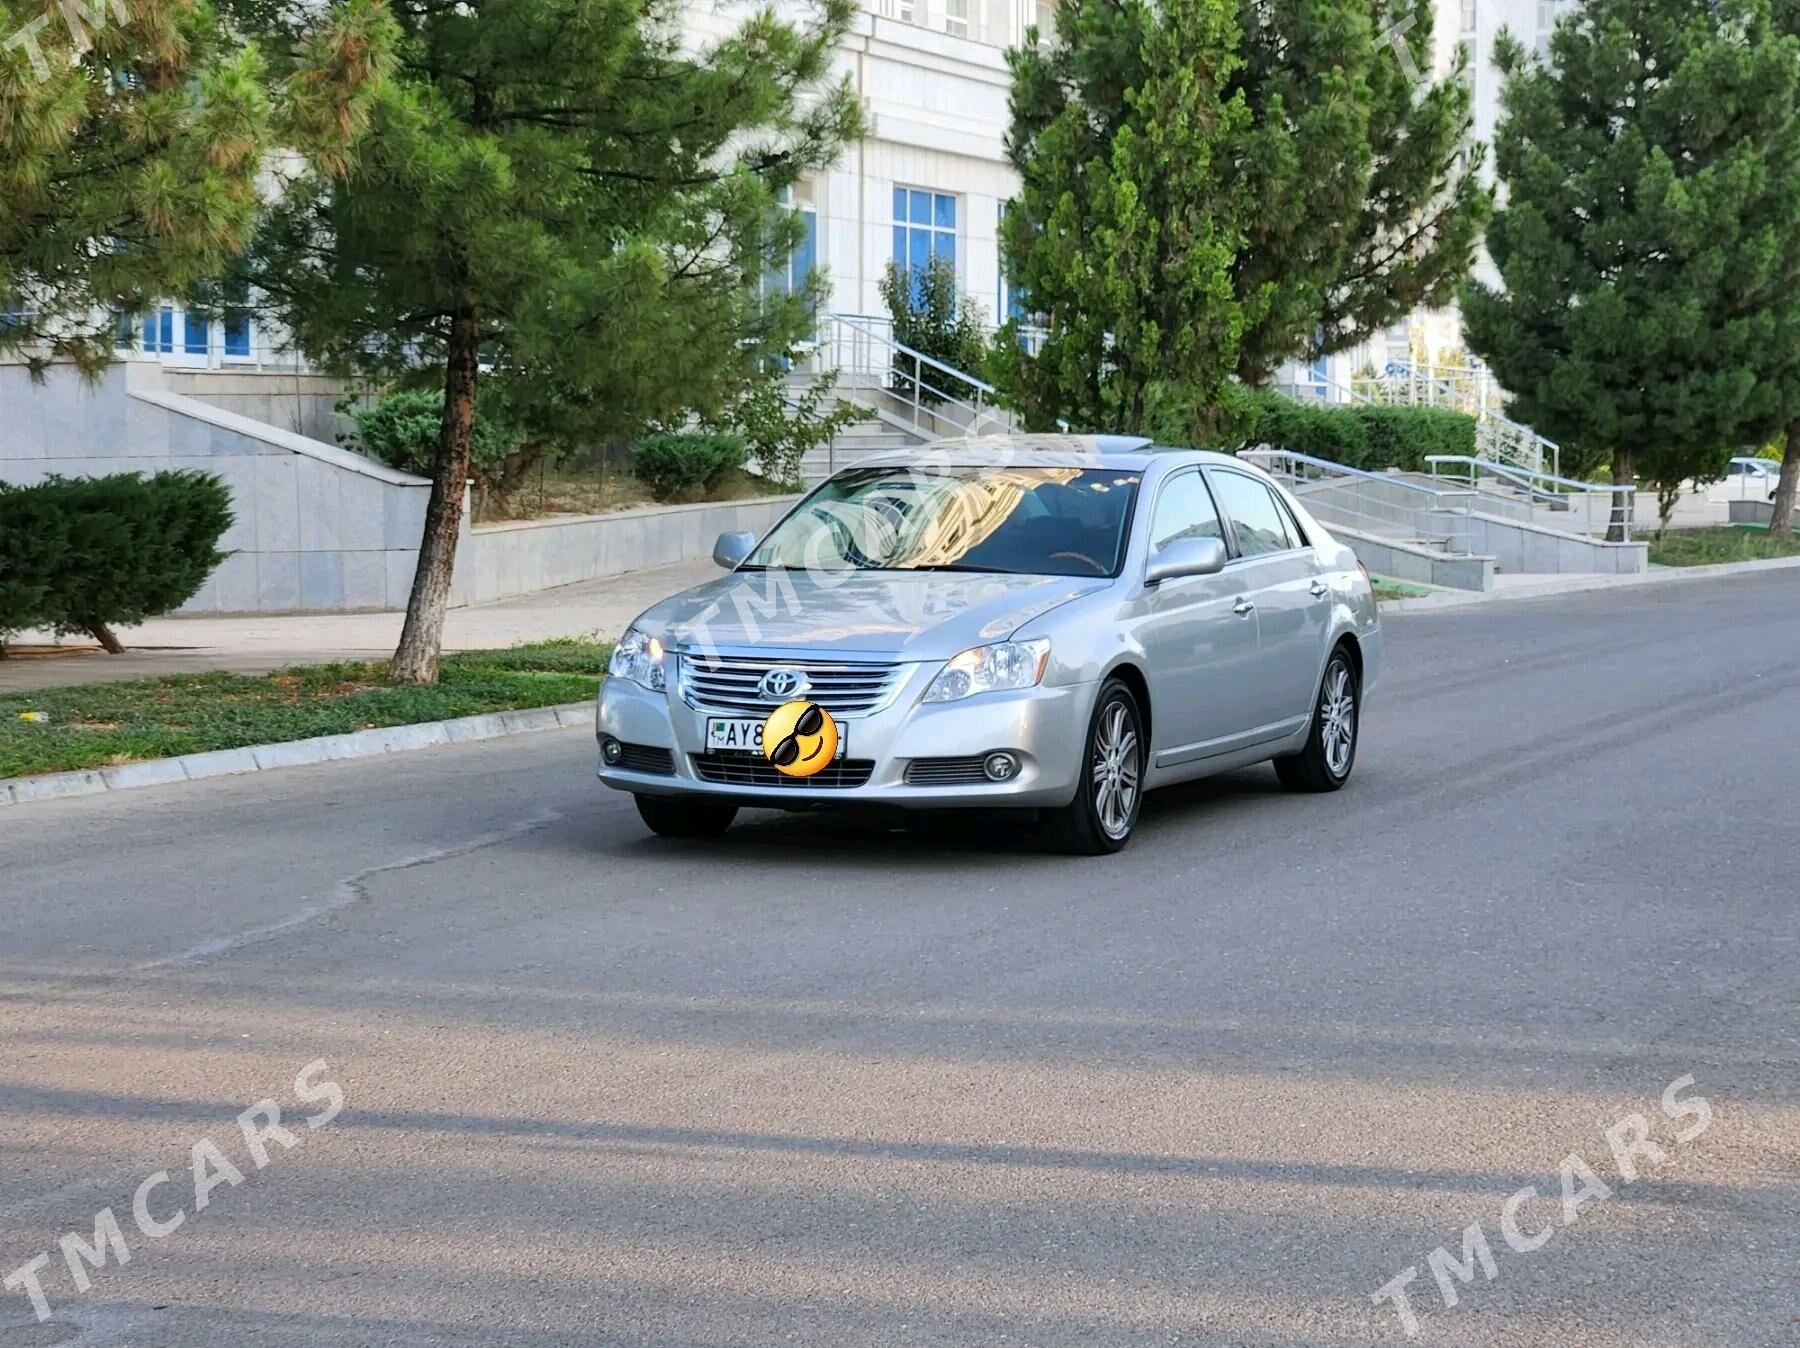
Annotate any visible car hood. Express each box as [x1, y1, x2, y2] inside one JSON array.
[[637, 569, 1110, 661]]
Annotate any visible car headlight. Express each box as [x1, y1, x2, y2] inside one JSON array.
[[608, 626, 668, 692], [922, 639, 1051, 704]]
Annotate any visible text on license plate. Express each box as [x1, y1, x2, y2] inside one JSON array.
[[705, 717, 845, 758]]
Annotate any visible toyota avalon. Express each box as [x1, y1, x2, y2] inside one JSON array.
[[597, 435, 1381, 853]]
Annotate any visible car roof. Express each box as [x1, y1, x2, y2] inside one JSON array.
[[849, 434, 1247, 473]]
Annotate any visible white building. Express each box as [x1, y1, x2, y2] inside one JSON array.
[[126, 0, 1566, 400]]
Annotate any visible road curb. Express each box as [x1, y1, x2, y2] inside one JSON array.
[[1382, 553, 1800, 614], [1, 701, 594, 808]]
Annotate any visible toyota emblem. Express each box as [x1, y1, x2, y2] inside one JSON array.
[[758, 667, 810, 702]]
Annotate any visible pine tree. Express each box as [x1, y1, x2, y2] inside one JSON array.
[[1000, 0, 1254, 433], [0, 0, 390, 374], [1462, 0, 1800, 539], [240, 0, 860, 683], [1765, 0, 1800, 535], [999, 0, 1486, 432], [1232, 0, 1488, 384]]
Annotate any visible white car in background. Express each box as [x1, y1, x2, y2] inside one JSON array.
[[1725, 457, 1781, 500]]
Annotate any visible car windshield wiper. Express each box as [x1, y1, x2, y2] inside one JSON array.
[[891, 563, 1007, 574]]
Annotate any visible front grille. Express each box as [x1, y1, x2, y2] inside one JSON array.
[[690, 753, 875, 789], [904, 756, 992, 785], [616, 742, 675, 775], [678, 653, 904, 717]]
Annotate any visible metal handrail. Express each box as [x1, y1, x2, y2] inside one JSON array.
[[1425, 454, 1632, 498], [1242, 447, 1479, 556], [1245, 447, 1478, 498], [833, 313, 1002, 397], [1354, 361, 1561, 477], [817, 313, 1012, 438], [1425, 454, 1636, 541]]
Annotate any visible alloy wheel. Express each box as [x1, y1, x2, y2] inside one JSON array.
[[1319, 659, 1356, 778], [1091, 699, 1141, 840]]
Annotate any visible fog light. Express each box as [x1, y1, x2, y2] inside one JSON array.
[[600, 735, 623, 765], [983, 751, 1020, 782]]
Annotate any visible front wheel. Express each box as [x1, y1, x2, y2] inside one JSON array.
[[634, 794, 738, 838], [1274, 646, 1359, 793], [1042, 679, 1145, 855]]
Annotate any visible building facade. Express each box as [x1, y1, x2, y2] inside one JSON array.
[[121, 0, 1564, 397]]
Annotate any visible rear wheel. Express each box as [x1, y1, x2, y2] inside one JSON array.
[[1274, 646, 1359, 793], [634, 794, 738, 838], [1042, 679, 1144, 855]]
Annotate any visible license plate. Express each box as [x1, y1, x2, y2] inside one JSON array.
[[705, 716, 845, 758]]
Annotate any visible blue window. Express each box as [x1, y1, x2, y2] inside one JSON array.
[[892, 187, 957, 281], [998, 201, 1028, 322], [142, 307, 175, 354], [183, 311, 210, 356], [224, 312, 251, 358], [764, 197, 820, 298]]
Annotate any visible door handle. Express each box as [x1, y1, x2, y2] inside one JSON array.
[[1233, 598, 1255, 616], [1309, 580, 1329, 598]]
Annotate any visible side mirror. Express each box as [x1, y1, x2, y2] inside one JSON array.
[[712, 531, 756, 570], [1145, 536, 1228, 586]]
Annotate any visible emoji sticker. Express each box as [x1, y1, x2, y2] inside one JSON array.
[[762, 700, 838, 777]]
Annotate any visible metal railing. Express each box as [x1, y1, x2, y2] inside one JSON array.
[[1242, 447, 1479, 556], [1425, 455, 1637, 541], [869, 0, 1026, 48], [1327, 361, 1561, 478], [810, 313, 1013, 440]]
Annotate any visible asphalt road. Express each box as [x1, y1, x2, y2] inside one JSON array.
[[2, 573, 1797, 1348]]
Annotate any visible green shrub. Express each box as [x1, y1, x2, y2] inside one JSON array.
[[632, 431, 748, 502], [350, 390, 524, 491], [1245, 391, 1475, 472], [1247, 390, 1374, 467], [0, 471, 233, 652], [879, 256, 989, 405], [725, 370, 868, 489], [1353, 404, 1476, 469]]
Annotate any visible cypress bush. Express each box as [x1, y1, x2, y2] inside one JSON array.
[[1248, 392, 1374, 467], [632, 431, 748, 503], [350, 390, 524, 492], [0, 472, 233, 652], [1245, 391, 1475, 472], [1144, 386, 1479, 473]]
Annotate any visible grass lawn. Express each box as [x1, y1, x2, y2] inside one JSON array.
[[1647, 524, 1800, 568], [1371, 577, 1435, 603], [0, 639, 611, 780]]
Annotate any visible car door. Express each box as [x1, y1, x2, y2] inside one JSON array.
[[1132, 468, 1264, 765], [1205, 468, 1332, 738]]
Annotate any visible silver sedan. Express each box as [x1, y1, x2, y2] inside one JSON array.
[[597, 435, 1382, 854]]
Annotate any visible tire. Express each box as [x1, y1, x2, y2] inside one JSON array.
[[634, 794, 738, 838], [1274, 645, 1359, 793], [1042, 678, 1145, 855]]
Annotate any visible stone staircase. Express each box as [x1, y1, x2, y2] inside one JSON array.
[[795, 416, 927, 484]]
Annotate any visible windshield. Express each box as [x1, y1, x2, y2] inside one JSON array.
[[744, 465, 1143, 578]]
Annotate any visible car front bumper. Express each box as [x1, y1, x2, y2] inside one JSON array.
[[596, 666, 1093, 810]]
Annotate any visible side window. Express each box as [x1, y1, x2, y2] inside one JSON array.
[[1273, 491, 1309, 547], [1210, 472, 1298, 558], [1148, 471, 1225, 553]]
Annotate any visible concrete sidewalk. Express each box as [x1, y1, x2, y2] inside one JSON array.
[[0, 559, 716, 693]]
